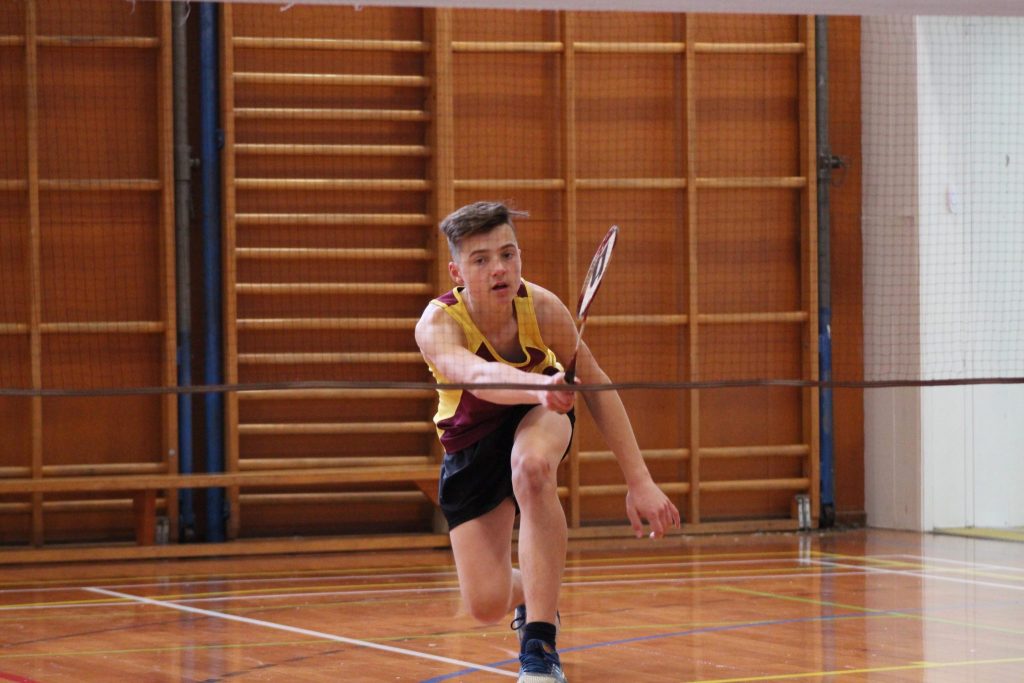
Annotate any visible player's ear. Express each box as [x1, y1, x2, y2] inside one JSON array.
[[448, 261, 464, 286]]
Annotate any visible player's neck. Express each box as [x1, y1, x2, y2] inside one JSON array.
[[463, 290, 515, 334]]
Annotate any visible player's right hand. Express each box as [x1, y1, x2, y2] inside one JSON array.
[[536, 372, 575, 414]]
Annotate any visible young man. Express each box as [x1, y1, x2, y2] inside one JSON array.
[[415, 202, 681, 682]]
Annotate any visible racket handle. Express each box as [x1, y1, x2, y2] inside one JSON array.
[[564, 356, 577, 385]]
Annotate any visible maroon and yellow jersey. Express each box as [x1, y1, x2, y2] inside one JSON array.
[[425, 280, 563, 453]]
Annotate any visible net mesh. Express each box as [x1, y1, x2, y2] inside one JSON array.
[[1, 0, 1023, 542], [3, 3, 1019, 399]]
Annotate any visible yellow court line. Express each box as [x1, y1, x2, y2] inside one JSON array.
[[716, 585, 1024, 637], [0, 564, 863, 616], [818, 551, 1024, 583], [140, 565, 837, 602], [0, 548, 814, 590], [936, 527, 1024, 542], [687, 655, 1024, 682], [0, 638, 336, 660]]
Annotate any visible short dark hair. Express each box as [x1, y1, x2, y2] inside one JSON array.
[[440, 201, 527, 256]]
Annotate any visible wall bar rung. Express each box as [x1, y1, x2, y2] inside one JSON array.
[[0, 467, 32, 478], [237, 317, 417, 331], [574, 41, 685, 54], [236, 178, 430, 191], [234, 107, 430, 121], [580, 448, 689, 462], [697, 311, 809, 324], [576, 177, 686, 190], [700, 477, 810, 493], [694, 42, 805, 54], [233, 37, 428, 51], [234, 72, 429, 87], [238, 422, 434, 435], [236, 212, 431, 226], [701, 444, 810, 459], [38, 321, 165, 334], [696, 176, 806, 189], [238, 388, 433, 400], [454, 179, 565, 190], [453, 40, 563, 52], [42, 463, 167, 476], [240, 455, 433, 469], [38, 179, 162, 191], [237, 352, 424, 365], [577, 482, 691, 497], [235, 143, 431, 157], [0, 324, 30, 334], [242, 492, 428, 505], [235, 282, 431, 295], [36, 36, 160, 48], [236, 247, 430, 260], [589, 314, 689, 326]]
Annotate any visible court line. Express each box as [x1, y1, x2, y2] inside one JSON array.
[[682, 655, 1024, 682], [0, 569, 875, 613], [419, 610, 891, 682], [716, 584, 1024, 637], [823, 552, 1024, 582], [886, 553, 1024, 574], [813, 557, 1024, 593], [84, 587, 517, 678], [0, 555, 811, 595], [0, 549, 810, 591]]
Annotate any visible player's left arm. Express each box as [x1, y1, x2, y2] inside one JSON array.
[[534, 286, 681, 538]]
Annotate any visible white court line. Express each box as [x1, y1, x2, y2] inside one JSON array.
[[811, 558, 1024, 592], [887, 553, 1024, 574], [0, 557, 807, 596], [84, 587, 517, 678], [0, 569, 874, 613]]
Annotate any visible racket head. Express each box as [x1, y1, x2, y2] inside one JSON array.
[[575, 225, 619, 322], [565, 225, 618, 384]]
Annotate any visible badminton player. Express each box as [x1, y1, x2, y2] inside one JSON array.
[[415, 201, 680, 682]]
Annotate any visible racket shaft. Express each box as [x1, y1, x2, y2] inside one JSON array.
[[564, 318, 588, 384]]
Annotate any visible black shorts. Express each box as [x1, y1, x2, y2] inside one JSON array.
[[438, 405, 575, 530]]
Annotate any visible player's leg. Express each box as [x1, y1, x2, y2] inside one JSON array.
[[511, 407, 572, 628], [511, 406, 572, 682], [448, 497, 523, 623]]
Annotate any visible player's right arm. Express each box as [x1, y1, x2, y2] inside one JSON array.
[[415, 303, 573, 412]]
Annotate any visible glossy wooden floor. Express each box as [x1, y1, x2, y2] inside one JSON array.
[[2, 528, 1024, 682]]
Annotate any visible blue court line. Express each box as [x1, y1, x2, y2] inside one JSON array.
[[418, 609, 885, 682]]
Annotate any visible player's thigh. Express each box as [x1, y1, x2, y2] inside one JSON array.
[[449, 496, 517, 595], [511, 406, 572, 472]]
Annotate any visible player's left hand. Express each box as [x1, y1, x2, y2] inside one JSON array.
[[625, 479, 681, 539]]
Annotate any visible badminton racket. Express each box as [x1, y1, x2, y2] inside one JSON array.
[[564, 225, 619, 384]]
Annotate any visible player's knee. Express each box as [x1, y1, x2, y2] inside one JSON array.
[[511, 452, 554, 498], [464, 591, 508, 624]]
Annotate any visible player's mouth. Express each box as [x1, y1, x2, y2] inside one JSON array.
[[491, 282, 509, 292]]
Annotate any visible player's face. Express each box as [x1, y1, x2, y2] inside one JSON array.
[[449, 224, 522, 304]]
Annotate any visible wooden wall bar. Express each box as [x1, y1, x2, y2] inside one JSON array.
[[0, 0, 176, 546], [0, 3, 856, 553]]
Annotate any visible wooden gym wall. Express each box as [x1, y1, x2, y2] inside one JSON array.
[[221, 6, 825, 539], [0, 0, 176, 546], [0, 1, 865, 550]]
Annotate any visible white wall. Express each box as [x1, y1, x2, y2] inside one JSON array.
[[863, 16, 1024, 531]]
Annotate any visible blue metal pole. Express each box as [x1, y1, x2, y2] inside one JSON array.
[[199, 2, 225, 542], [815, 16, 836, 527], [172, 0, 195, 542]]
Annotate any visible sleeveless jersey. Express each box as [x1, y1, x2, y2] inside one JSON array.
[[425, 280, 563, 453]]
